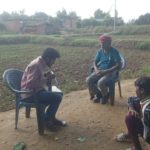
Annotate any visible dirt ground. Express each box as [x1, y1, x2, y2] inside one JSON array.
[[0, 79, 150, 150]]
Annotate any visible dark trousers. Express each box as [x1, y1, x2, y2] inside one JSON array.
[[86, 72, 116, 97], [125, 114, 143, 150], [86, 72, 102, 97], [22, 90, 63, 121]]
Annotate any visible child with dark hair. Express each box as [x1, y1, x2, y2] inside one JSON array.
[[116, 76, 150, 150]]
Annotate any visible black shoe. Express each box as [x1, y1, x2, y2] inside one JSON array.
[[101, 99, 107, 104], [90, 95, 95, 100], [52, 118, 67, 127], [101, 93, 109, 104], [45, 121, 59, 132], [93, 96, 100, 103]]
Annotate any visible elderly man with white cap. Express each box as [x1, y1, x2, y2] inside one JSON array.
[[86, 35, 121, 104]]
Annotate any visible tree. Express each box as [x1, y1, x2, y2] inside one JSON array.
[[31, 12, 49, 20], [48, 16, 62, 28], [56, 9, 68, 20], [128, 19, 136, 25], [135, 13, 150, 25], [68, 11, 79, 20], [93, 8, 124, 26], [94, 9, 106, 19], [80, 17, 102, 27], [0, 12, 11, 20], [116, 17, 124, 26]]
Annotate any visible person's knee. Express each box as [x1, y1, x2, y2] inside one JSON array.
[[125, 114, 135, 125], [55, 94, 63, 103], [56, 92, 63, 97], [86, 76, 96, 85], [86, 76, 90, 84], [97, 80, 104, 89]]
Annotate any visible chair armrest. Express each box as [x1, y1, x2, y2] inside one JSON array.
[[10, 87, 33, 94], [16, 90, 33, 94]]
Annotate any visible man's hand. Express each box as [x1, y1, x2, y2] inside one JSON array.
[[44, 71, 56, 79], [95, 68, 100, 74], [44, 72, 56, 90], [97, 70, 107, 76], [128, 108, 139, 118], [94, 67, 104, 75], [95, 69, 108, 76]]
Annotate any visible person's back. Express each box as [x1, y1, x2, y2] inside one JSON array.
[[21, 56, 50, 99]]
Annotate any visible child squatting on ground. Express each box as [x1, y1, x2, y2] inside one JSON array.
[[116, 76, 150, 150]]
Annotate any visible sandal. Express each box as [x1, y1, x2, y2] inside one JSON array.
[[126, 148, 135, 150], [115, 133, 132, 142]]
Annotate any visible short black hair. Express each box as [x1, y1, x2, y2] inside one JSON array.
[[42, 47, 60, 60], [135, 76, 150, 96]]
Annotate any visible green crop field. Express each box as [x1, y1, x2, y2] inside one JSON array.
[[0, 26, 150, 111]]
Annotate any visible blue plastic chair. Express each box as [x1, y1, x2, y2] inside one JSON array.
[[3, 68, 45, 135], [106, 54, 126, 105]]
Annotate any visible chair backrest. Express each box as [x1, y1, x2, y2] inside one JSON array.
[[142, 100, 150, 126], [113, 53, 126, 82], [3, 68, 23, 93], [119, 53, 126, 70]]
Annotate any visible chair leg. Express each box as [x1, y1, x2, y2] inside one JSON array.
[[36, 105, 45, 135], [15, 103, 20, 129], [25, 107, 31, 118], [118, 80, 122, 97], [109, 83, 115, 106]]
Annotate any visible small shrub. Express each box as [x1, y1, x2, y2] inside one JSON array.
[[138, 66, 150, 75], [70, 39, 97, 47], [135, 41, 150, 50]]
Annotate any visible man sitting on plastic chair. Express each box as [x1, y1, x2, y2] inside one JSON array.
[[21, 47, 67, 132], [86, 35, 121, 105]]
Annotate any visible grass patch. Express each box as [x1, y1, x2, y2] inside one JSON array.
[[138, 66, 150, 75], [135, 41, 150, 50], [0, 32, 150, 111]]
